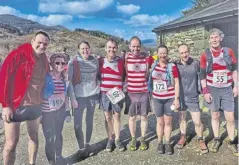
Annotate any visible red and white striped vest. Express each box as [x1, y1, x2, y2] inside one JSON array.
[[100, 57, 124, 93], [42, 77, 65, 112], [152, 64, 176, 99], [126, 53, 148, 93], [206, 50, 232, 88]]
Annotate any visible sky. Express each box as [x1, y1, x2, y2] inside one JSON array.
[[0, 0, 193, 41]]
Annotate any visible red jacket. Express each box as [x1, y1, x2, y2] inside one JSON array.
[[0, 43, 49, 111]]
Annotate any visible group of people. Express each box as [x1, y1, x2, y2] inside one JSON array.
[[0, 28, 238, 165]]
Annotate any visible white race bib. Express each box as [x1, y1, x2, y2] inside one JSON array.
[[213, 70, 228, 85], [106, 87, 125, 104], [48, 94, 65, 111], [153, 80, 168, 93]]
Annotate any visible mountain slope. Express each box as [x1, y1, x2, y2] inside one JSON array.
[[0, 14, 67, 35], [0, 14, 128, 59]]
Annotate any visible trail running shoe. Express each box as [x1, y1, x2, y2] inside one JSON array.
[[139, 137, 148, 150], [115, 139, 126, 152], [176, 134, 186, 149], [129, 137, 137, 151], [165, 144, 173, 155], [228, 141, 239, 157], [105, 140, 114, 152], [210, 138, 221, 153], [157, 143, 164, 154]]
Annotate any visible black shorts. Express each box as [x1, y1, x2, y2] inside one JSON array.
[[11, 104, 42, 122]]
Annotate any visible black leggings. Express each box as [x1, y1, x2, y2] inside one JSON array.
[[41, 107, 66, 162], [74, 95, 97, 149]]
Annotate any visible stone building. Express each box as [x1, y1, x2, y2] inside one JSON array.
[[152, 0, 238, 58]]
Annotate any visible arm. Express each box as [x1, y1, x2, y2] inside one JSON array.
[[68, 59, 74, 81], [199, 53, 208, 89], [0, 49, 19, 122], [229, 48, 238, 97], [67, 81, 76, 100], [199, 53, 212, 103], [172, 65, 180, 109], [0, 50, 17, 108]]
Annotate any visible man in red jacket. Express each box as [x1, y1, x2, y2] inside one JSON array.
[[0, 31, 50, 165]]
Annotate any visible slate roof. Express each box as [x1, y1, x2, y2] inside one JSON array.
[[153, 0, 238, 32]]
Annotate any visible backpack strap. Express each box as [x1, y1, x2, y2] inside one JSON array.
[[148, 59, 159, 92], [72, 56, 81, 86], [192, 59, 202, 93], [222, 47, 233, 71], [166, 63, 174, 86], [205, 48, 213, 73]]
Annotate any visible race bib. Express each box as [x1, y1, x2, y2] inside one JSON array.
[[106, 87, 125, 104], [48, 94, 65, 111], [213, 70, 228, 85], [153, 80, 168, 93]]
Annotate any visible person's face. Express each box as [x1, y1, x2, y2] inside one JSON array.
[[79, 43, 90, 59], [209, 32, 222, 49], [105, 41, 117, 58], [52, 57, 66, 73], [31, 34, 50, 55], [129, 39, 141, 55], [157, 47, 168, 63], [178, 45, 190, 62]]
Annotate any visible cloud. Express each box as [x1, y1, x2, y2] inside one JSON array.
[[24, 14, 73, 26], [39, 0, 114, 15], [124, 14, 177, 27], [0, 6, 20, 15], [0, 5, 73, 26], [36, 15, 73, 26], [114, 29, 126, 38], [78, 15, 94, 19], [116, 3, 140, 15], [134, 31, 156, 40]]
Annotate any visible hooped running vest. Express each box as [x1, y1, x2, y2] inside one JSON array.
[[205, 48, 233, 88], [99, 57, 124, 93], [151, 63, 176, 99], [125, 53, 149, 93]]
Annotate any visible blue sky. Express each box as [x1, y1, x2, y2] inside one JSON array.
[[0, 0, 192, 41]]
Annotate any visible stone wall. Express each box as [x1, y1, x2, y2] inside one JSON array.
[[158, 25, 209, 59]]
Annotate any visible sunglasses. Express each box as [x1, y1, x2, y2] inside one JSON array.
[[54, 62, 66, 66]]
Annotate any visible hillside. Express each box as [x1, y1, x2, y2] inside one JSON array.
[[0, 14, 128, 59]]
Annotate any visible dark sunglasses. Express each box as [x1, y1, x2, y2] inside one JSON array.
[[55, 62, 66, 65]]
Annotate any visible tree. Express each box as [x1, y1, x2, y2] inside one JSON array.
[[182, 0, 210, 15]]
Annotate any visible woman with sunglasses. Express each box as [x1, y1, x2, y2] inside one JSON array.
[[41, 53, 76, 165], [68, 41, 100, 159]]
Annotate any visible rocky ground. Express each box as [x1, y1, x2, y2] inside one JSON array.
[[0, 106, 238, 165]]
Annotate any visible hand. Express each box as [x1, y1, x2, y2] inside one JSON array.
[[65, 116, 72, 123], [173, 98, 180, 110], [233, 86, 238, 97], [2, 107, 13, 123], [204, 93, 212, 103], [71, 99, 78, 109]]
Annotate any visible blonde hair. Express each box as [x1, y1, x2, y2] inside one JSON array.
[[49, 53, 68, 81]]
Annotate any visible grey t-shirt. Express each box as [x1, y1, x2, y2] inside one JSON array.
[[68, 54, 100, 98], [176, 57, 200, 104]]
